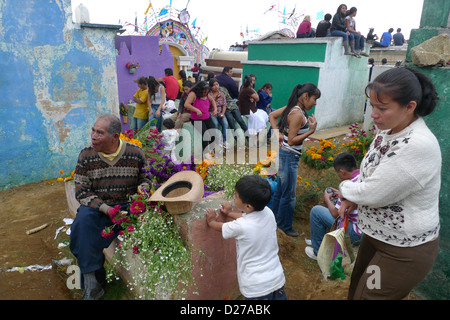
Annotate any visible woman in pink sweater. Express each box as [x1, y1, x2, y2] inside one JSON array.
[[296, 16, 312, 38]]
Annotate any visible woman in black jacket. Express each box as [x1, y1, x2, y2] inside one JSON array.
[[330, 4, 356, 56]]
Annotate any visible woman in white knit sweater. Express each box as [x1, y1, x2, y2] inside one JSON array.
[[339, 68, 441, 299]]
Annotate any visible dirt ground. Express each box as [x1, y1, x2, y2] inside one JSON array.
[[0, 170, 351, 301]]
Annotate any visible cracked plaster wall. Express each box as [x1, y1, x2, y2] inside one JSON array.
[[0, 0, 120, 190]]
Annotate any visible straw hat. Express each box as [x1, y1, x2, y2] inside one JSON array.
[[150, 171, 204, 215]]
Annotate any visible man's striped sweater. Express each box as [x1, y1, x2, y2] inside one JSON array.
[[74, 141, 150, 215]]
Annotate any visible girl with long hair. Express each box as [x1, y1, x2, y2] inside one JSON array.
[[269, 83, 321, 236]]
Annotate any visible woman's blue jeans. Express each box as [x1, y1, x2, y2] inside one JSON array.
[[148, 104, 162, 131], [132, 117, 148, 131], [225, 109, 248, 132], [210, 115, 229, 142], [270, 148, 301, 233], [330, 30, 354, 42], [309, 205, 361, 255], [352, 33, 365, 50]]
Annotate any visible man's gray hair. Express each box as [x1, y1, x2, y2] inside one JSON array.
[[97, 114, 122, 136]]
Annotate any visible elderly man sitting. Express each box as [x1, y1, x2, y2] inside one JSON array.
[[70, 114, 150, 300]]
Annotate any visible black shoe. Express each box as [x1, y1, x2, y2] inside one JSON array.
[[81, 284, 105, 300], [284, 230, 299, 237]]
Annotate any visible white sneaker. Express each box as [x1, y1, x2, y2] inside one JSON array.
[[305, 246, 317, 261], [305, 239, 312, 246]]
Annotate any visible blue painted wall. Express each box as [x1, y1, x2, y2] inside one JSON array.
[[0, 0, 121, 190]]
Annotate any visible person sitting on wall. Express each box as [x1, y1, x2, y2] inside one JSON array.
[[297, 15, 313, 38], [345, 7, 369, 57], [393, 28, 406, 46], [316, 13, 332, 37], [70, 114, 150, 300], [366, 28, 378, 44], [220, 86, 249, 141], [372, 28, 394, 48], [157, 68, 179, 101], [170, 80, 194, 130], [216, 66, 239, 100], [209, 78, 230, 149], [330, 4, 357, 57]]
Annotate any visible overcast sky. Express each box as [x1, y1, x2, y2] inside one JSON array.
[[71, 0, 424, 50]]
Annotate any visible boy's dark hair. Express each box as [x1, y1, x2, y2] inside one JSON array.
[[164, 68, 174, 76], [324, 13, 332, 21], [137, 77, 147, 85], [222, 66, 232, 73], [235, 175, 271, 211], [163, 118, 175, 129], [333, 152, 357, 172]]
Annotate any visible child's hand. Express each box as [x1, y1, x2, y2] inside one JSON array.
[[206, 208, 218, 224], [219, 202, 232, 216]]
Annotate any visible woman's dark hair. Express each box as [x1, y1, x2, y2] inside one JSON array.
[[235, 175, 271, 211], [146, 76, 158, 97], [190, 80, 210, 97], [209, 78, 218, 88], [366, 67, 439, 117], [278, 83, 321, 134], [258, 83, 273, 93], [346, 6, 357, 16], [336, 4, 347, 15], [179, 69, 187, 82], [242, 75, 253, 88]]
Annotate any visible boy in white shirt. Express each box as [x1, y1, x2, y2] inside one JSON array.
[[162, 118, 179, 163], [206, 175, 286, 300]]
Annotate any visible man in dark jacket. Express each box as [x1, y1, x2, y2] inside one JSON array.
[[216, 66, 239, 100]]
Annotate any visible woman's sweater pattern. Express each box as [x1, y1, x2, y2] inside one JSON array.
[[340, 118, 441, 247]]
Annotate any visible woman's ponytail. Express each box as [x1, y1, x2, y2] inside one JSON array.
[[407, 68, 439, 117]]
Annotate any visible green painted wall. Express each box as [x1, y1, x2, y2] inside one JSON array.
[[406, 0, 450, 300], [419, 0, 450, 27], [411, 66, 450, 300], [248, 43, 327, 63], [243, 64, 320, 116]]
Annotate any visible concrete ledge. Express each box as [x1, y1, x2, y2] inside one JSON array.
[[309, 126, 350, 141], [65, 182, 239, 300]]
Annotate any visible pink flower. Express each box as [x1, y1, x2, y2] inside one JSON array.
[[101, 228, 115, 239], [127, 225, 135, 233], [133, 246, 139, 254], [109, 205, 121, 219], [130, 200, 146, 215]]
